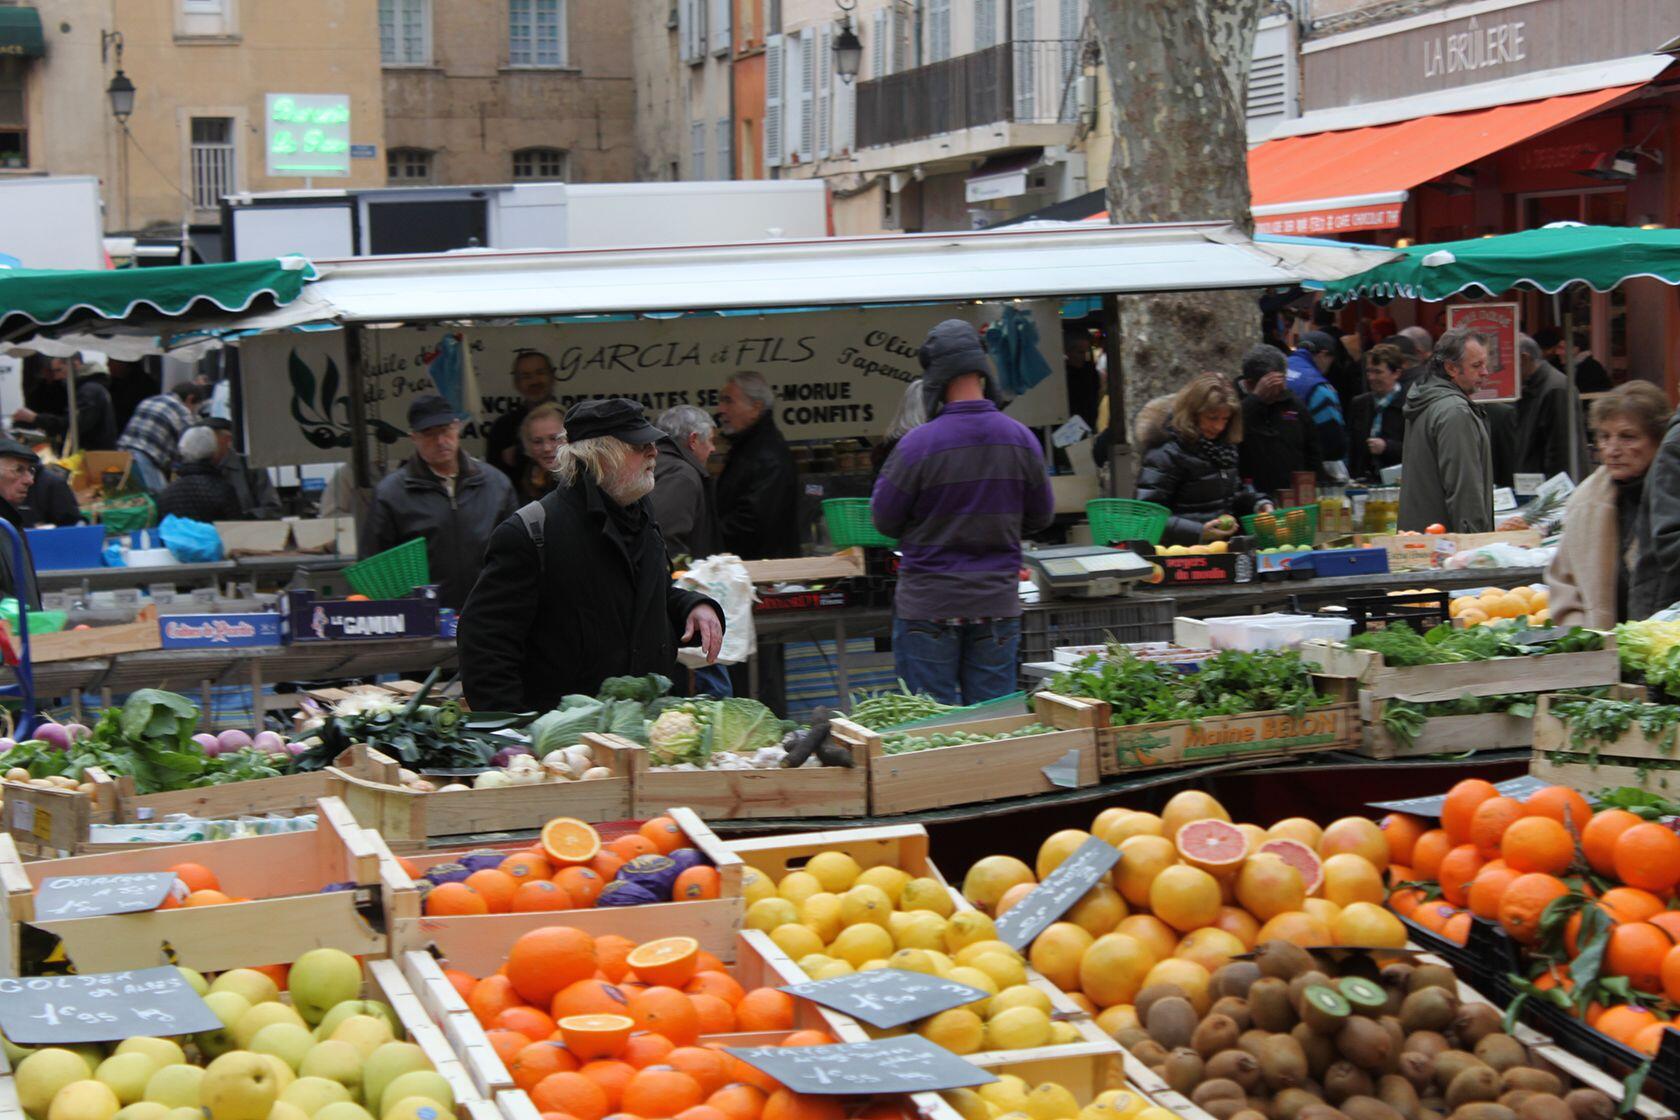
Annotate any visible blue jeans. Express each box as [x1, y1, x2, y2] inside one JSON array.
[[892, 616, 1021, 706], [691, 663, 733, 698], [130, 455, 169, 495]]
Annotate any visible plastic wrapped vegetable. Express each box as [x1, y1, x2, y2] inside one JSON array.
[[648, 710, 704, 766]]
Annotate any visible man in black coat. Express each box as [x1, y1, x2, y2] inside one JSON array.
[[459, 399, 724, 713], [715, 371, 799, 560], [13, 356, 117, 453], [1347, 342, 1408, 482], [156, 427, 243, 523], [651, 405, 720, 566], [1514, 334, 1583, 479], [0, 440, 43, 609], [1234, 345, 1320, 498], [22, 467, 81, 528]]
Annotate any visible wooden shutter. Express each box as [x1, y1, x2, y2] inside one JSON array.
[[798, 29, 816, 163], [817, 24, 832, 159], [764, 32, 784, 166], [710, 0, 730, 54]]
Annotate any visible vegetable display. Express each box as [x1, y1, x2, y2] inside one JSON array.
[[877, 722, 1056, 755], [847, 685, 956, 730], [1377, 694, 1540, 751], [292, 671, 529, 774], [1345, 619, 1602, 666], [1548, 695, 1680, 759], [1615, 618, 1680, 697], [1049, 646, 1331, 726]]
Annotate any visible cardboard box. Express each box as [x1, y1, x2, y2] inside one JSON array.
[[282, 588, 439, 642], [214, 520, 292, 555], [289, 515, 354, 554], [159, 612, 284, 649]]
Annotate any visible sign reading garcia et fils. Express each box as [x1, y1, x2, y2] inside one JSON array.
[[266, 93, 352, 178]]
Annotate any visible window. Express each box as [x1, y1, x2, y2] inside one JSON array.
[[764, 33, 783, 168], [798, 29, 815, 162], [181, 0, 224, 11], [512, 146, 567, 180], [975, 0, 998, 49], [679, 0, 707, 62], [690, 120, 706, 179], [764, 0, 780, 34], [816, 24, 831, 159], [379, 0, 430, 64], [509, 0, 565, 67], [716, 119, 732, 180], [189, 117, 236, 211], [0, 59, 24, 167], [926, 0, 950, 62], [709, 0, 730, 54], [386, 146, 434, 184], [177, 0, 235, 37]]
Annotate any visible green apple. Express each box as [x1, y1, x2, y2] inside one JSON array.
[[312, 1105, 373, 1120], [47, 1080, 120, 1120], [381, 1098, 447, 1120], [201, 1052, 280, 1120], [269, 1104, 311, 1120], [197, 992, 254, 1059], [161, 1109, 202, 1120], [361, 1045, 430, 1118], [112, 1041, 183, 1070], [211, 970, 281, 1008], [141, 1065, 204, 1110], [235, 1004, 307, 1050], [113, 1104, 169, 1120], [288, 951, 362, 1026], [251, 1025, 315, 1074], [94, 1054, 157, 1106], [176, 968, 210, 997], [297, 1043, 361, 1103], [16, 1049, 94, 1117], [280, 1077, 351, 1117], [329, 1017, 392, 1061], [376, 1073, 450, 1120], [1, 1029, 34, 1067], [258, 1056, 294, 1094], [312, 1003, 396, 1043]]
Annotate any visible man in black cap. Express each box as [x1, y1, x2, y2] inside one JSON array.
[[458, 397, 724, 713], [1285, 329, 1348, 464], [203, 418, 282, 519], [0, 440, 43, 608], [360, 394, 517, 611]]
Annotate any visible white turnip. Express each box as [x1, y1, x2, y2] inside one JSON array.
[[216, 729, 252, 754], [250, 730, 286, 755]]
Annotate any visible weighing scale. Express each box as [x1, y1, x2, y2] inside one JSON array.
[[1022, 545, 1155, 600]]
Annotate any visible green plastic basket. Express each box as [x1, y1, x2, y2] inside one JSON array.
[[1087, 499, 1171, 545], [1241, 504, 1320, 547], [344, 538, 431, 600], [97, 494, 156, 534], [822, 498, 898, 549]]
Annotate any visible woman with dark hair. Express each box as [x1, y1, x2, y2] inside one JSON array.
[[1347, 342, 1408, 481], [1136, 373, 1271, 545]]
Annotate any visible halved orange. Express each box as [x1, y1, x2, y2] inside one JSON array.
[[626, 936, 700, 988], [543, 817, 603, 867], [558, 1013, 636, 1061]]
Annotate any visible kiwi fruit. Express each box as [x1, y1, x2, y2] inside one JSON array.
[[1445, 1067, 1501, 1109], [1298, 1107, 1353, 1120], [1377, 1018, 1407, 1073], [1562, 1090, 1613, 1120], [1337, 1016, 1394, 1072], [1498, 1092, 1534, 1112], [1432, 1052, 1487, 1093], [1193, 1080, 1250, 1107], [1240, 1029, 1274, 1058], [1295, 1022, 1339, 1079], [1136, 983, 1189, 1022], [1259, 940, 1319, 980], [1323, 1061, 1375, 1104], [1291, 970, 1336, 1012], [1418, 1110, 1445, 1120], [1130, 1038, 1169, 1066], [1205, 1100, 1252, 1120], [1409, 965, 1458, 994], [1213, 995, 1256, 1030], [1379, 1074, 1421, 1120], [1115, 1026, 1151, 1049], [1450, 1106, 1516, 1120], [1260, 1033, 1311, 1091], [1215, 960, 1264, 1000], [1147, 996, 1199, 1051], [1400, 988, 1459, 1033], [1161, 1047, 1206, 1094], [1273, 1088, 1322, 1120], [1194, 1013, 1244, 1058], [1515, 1097, 1573, 1120], [1233, 1110, 1270, 1120], [1382, 962, 1417, 989], [1404, 1031, 1451, 1058], [1252, 977, 1299, 1032], [1342, 1097, 1405, 1120], [1340, 976, 1390, 1015], [1303, 986, 1355, 1034], [1397, 1051, 1435, 1092], [1208, 1049, 1264, 1092], [1498, 1070, 1562, 1097], [1472, 1034, 1527, 1073], [1451, 1004, 1503, 1049]]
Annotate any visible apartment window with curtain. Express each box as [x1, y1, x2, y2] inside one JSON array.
[[387, 147, 435, 184], [380, 0, 430, 65], [691, 121, 707, 179], [190, 117, 236, 211], [512, 147, 567, 180], [927, 0, 950, 62], [509, 0, 565, 67], [0, 59, 25, 167]]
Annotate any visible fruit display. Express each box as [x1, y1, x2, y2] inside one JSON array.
[[5, 948, 466, 1120], [1448, 587, 1551, 629], [943, 1072, 1176, 1120], [1155, 543, 1231, 557]]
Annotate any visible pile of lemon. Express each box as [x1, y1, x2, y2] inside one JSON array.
[[1449, 584, 1549, 628], [743, 853, 1082, 1054], [944, 1076, 1177, 1120]]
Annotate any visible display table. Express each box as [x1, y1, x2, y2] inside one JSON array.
[[35, 553, 353, 592]]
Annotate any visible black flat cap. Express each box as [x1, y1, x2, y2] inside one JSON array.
[[202, 417, 234, 433], [1297, 330, 1339, 355], [407, 393, 460, 432], [0, 439, 39, 464], [563, 398, 665, 445]]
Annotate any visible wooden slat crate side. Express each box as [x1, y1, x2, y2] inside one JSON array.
[[1, 782, 92, 858], [418, 778, 634, 838], [1301, 638, 1619, 702], [1529, 755, 1680, 797], [974, 1051, 1131, 1109], [847, 721, 1101, 816], [1033, 692, 1112, 731], [593, 733, 869, 822], [1532, 691, 1680, 761], [727, 824, 940, 886], [1356, 693, 1534, 760], [1099, 703, 1357, 777]]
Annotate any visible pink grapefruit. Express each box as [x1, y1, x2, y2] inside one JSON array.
[[1176, 819, 1249, 875], [1258, 838, 1325, 895]]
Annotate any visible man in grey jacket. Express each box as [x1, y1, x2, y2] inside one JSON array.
[[651, 405, 720, 566], [1398, 329, 1494, 533]]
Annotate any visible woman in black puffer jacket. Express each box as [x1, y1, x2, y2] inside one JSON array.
[[1136, 373, 1270, 545]]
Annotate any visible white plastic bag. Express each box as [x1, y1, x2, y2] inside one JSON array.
[[675, 553, 757, 666]]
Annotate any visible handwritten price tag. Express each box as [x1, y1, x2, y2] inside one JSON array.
[[781, 968, 989, 1029], [0, 966, 221, 1043], [725, 1036, 995, 1095], [33, 873, 178, 920], [996, 835, 1119, 950]]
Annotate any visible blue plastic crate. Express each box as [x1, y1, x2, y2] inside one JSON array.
[[1302, 547, 1389, 577], [25, 524, 107, 570]]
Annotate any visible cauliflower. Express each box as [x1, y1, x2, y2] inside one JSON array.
[[647, 710, 704, 766]]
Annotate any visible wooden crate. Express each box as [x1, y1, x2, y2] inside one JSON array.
[[0, 604, 164, 663], [1300, 635, 1620, 703], [593, 734, 869, 821], [391, 806, 744, 964], [0, 796, 414, 976], [728, 822, 945, 890], [1356, 692, 1535, 759], [1529, 689, 1680, 795], [829, 693, 1105, 816]]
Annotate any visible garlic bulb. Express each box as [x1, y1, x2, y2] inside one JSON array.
[[581, 766, 612, 780], [474, 770, 512, 789]]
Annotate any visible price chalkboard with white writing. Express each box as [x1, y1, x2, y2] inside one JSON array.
[[725, 1036, 995, 1095], [781, 967, 989, 1028], [996, 834, 1120, 950], [0, 966, 222, 1043], [32, 873, 178, 920], [1368, 776, 1553, 818]]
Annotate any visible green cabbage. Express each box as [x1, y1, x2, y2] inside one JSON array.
[[703, 698, 794, 756]]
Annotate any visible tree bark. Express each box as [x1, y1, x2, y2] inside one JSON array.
[[1090, 0, 1267, 471]]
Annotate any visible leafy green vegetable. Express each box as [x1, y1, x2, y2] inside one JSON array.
[[879, 723, 1056, 755], [1551, 697, 1680, 760], [1378, 693, 1544, 751], [598, 674, 673, 704], [293, 669, 529, 772], [1049, 647, 1330, 726], [1347, 619, 1603, 666], [848, 686, 956, 730], [705, 698, 794, 756]]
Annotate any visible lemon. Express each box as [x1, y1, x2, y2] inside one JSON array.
[[859, 960, 891, 971], [984, 1005, 1052, 1051], [888, 948, 938, 976], [1048, 1021, 1080, 1045], [1024, 1083, 1080, 1120], [809, 959, 855, 980], [946, 1089, 990, 1120], [797, 953, 836, 973], [979, 1077, 1032, 1113], [1095, 1091, 1145, 1119], [855, 865, 912, 905], [919, 1008, 984, 1055], [969, 951, 1027, 990], [777, 870, 823, 906], [742, 867, 775, 906], [770, 924, 825, 960], [1135, 1109, 1179, 1120], [799, 893, 843, 943], [945, 913, 999, 953], [954, 939, 1017, 965], [805, 851, 863, 893], [987, 984, 1052, 1018], [901, 877, 956, 916], [945, 966, 997, 1013], [923, 949, 956, 975], [830, 923, 894, 967], [744, 897, 798, 932], [894, 912, 948, 951], [840, 884, 893, 929]]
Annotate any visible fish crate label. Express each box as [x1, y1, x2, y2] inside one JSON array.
[[1369, 775, 1553, 818], [997, 834, 1120, 950], [725, 1036, 996, 1095], [33, 873, 178, 919], [781, 967, 990, 1029], [0, 966, 221, 1043], [1110, 706, 1352, 768], [159, 613, 283, 649]]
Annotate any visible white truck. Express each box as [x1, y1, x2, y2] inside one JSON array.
[[0, 176, 105, 270]]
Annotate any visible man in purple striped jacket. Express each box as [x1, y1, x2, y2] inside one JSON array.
[[870, 320, 1055, 705]]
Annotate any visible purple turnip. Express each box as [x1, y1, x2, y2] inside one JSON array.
[[34, 723, 70, 752], [0, 738, 16, 755], [489, 745, 531, 768], [284, 740, 309, 757], [192, 732, 221, 756], [216, 729, 252, 754], [63, 723, 90, 743], [251, 730, 286, 755]]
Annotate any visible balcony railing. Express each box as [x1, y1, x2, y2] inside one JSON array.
[[857, 39, 1080, 150]]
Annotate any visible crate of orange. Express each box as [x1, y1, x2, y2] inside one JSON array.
[[389, 810, 744, 963], [588, 733, 869, 822], [0, 795, 413, 975]]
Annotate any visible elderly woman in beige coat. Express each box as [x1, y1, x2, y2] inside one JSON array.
[[1546, 382, 1671, 628]]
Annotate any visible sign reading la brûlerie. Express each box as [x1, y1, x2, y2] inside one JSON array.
[[1446, 302, 1520, 402]]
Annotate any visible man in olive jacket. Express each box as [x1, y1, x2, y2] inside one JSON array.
[[1398, 329, 1494, 533]]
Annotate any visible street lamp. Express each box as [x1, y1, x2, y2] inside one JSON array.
[[833, 0, 862, 83], [100, 30, 135, 229], [106, 70, 135, 121]]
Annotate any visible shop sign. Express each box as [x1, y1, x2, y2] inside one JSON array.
[[266, 93, 352, 178], [1255, 201, 1405, 236], [1422, 16, 1527, 80], [1445, 302, 1521, 402]]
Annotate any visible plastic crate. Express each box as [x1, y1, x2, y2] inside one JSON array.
[[1087, 499, 1170, 545], [1242, 504, 1319, 547], [24, 525, 106, 570], [821, 498, 897, 549], [1018, 599, 1176, 663], [344, 538, 430, 600]]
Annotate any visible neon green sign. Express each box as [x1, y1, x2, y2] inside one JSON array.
[[265, 93, 351, 177]]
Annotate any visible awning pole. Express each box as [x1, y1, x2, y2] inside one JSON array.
[[1101, 293, 1127, 497], [344, 325, 371, 491], [1558, 290, 1582, 479]]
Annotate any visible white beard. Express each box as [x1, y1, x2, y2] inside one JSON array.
[[603, 462, 656, 505]]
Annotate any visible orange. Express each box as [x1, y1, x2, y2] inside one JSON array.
[[579, 1061, 637, 1110], [469, 974, 525, 1026], [559, 1014, 636, 1061], [426, 882, 489, 916], [1436, 845, 1485, 909], [444, 969, 478, 1002], [1468, 797, 1524, 859], [629, 937, 701, 988], [1501, 816, 1574, 875], [680, 1107, 732, 1120], [1441, 910, 1472, 945], [695, 951, 727, 974], [557, 867, 608, 907], [1661, 943, 1680, 1003], [666, 1048, 731, 1095], [708, 1084, 769, 1120], [503, 852, 556, 882], [621, 1032, 676, 1069], [622, 1068, 705, 1117], [1441, 779, 1498, 845], [719, 1052, 781, 1094], [690, 993, 736, 1034], [1524, 786, 1593, 832], [1388, 888, 1425, 918], [512, 1041, 580, 1092], [1380, 813, 1427, 867], [779, 1031, 834, 1047], [1653, 911, 1680, 941], [640, 816, 687, 855], [1615, 823, 1680, 894], [674, 867, 722, 901], [514, 881, 577, 913], [597, 935, 637, 983], [626, 986, 701, 1045], [1498, 873, 1569, 944], [685, 971, 746, 1007], [498, 1006, 560, 1041], [763, 1089, 844, 1120], [735, 988, 795, 1032], [1606, 922, 1675, 994], [1467, 865, 1521, 922], [466, 869, 520, 913], [184, 889, 233, 907], [1601, 887, 1665, 923], [1410, 830, 1453, 882], [1411, 901, 1457, 935], [533, 1071, 611, 1120], [554, 979, 633, 1020], [608, 834, 658, 863], [545, 818, 605, 866], [591, 852, 628, 881], [1595, 1005, 1661, 1047], [487, 1029, 534, 1065], [1583, 810, 1643, 876], [169, 862, 220, 893], [508, 926, 599, 1006], [1632, 1022, 1676, 1057]]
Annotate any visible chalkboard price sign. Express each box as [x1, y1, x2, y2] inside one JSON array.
[[33, 873, 179, 920], [1369, 776, 1554, 818], [996, 834, 1120, 950], [782, 967, 989, 1028], [725, 1036, 996, 1095], [0, 966, 222, 1044]]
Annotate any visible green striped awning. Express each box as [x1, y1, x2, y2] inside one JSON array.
[[0, 8, 44, 58]]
